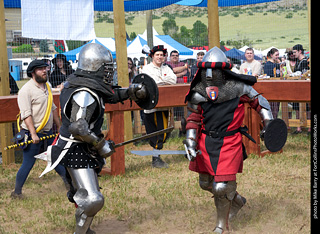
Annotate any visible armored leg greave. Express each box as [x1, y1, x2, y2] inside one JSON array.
[[212, 180, 237, 233], [229, 192, 246, 220], [199, 176, 246, 232], [68, 168, 104, 234], [199, 173, 214, 193]]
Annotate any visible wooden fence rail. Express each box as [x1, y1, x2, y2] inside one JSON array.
[[0, 80, 311, 175]]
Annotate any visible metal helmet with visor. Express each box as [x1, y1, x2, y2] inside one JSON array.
[[77, 43, 114, 84]]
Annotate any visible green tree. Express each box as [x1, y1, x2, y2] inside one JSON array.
[[162, 18, 178, 36], [66, 40, 86, 51], [39, 40, 49, 53], [191, 21, 208, 46], [130, 32, 137, 41], [192, 20, 207, 37], [175, 26, 192, 46]]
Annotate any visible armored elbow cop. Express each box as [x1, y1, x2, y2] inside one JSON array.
[[69, 118, 115, 158]]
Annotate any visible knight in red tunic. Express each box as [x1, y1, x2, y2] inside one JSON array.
[[184, 47, 276, 234]]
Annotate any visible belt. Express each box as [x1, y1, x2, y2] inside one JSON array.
[[201, 125, 256, 143]]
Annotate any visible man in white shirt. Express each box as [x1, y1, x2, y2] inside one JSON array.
[[239, 48, 262, 77], [142, 45, 177, 168]]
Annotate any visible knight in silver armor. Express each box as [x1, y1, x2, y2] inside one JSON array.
[[40, 43, 151, 234], [184, 47, 279, 233]]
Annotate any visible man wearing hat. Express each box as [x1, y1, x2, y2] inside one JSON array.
[[292, 44, 309, 73], [142, 45, 177, 168], [11, 60, 67, 199], [50, 53, 74, 88]]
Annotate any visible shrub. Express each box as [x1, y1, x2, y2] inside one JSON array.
[[12, 44, 34, 53], [232, 12, 239, 17], [285, 13, 293, 18]]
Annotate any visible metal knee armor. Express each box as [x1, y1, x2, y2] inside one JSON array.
[[68, 168, 104, 234], [199, 173, 214, 193]]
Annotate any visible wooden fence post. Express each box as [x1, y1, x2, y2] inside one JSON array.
[[0, 0, 15, 165]]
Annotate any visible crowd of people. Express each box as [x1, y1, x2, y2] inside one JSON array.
[[5, 41, 310, 234], [7, 43, 310, 175]]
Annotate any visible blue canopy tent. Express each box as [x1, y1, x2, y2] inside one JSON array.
[[62, 38, 132, 62], [4, 0, 181, 11], [224, 48, 262, 61], [4, 0, 279, 10], [175, 0, 279, 7], [61, 42, 88, 62]]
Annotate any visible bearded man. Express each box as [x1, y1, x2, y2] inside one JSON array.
[[12, 60, 67, 199]]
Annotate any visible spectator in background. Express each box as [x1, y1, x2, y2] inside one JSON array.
[[42, 58, 52, 77], [142, 45, 177, 168], [166, 50, 189, 83], [286, 48, 297, 128], [166, 50, 189, 121], [128, 57, 138, 83], [239, 48, 262, 76], [263, 48, 283, 78], [50, 54, 74, 88], [292, 44, 310, 134], [196, 51, 205, 63], [293, 44, 309, 73], [227, 58, 240, 74], [9, 73, 19, 95], [284, 49, 297, 75], [11, 60, 67, 199], [190, 51, 205, 80], [163, 52, 173, 70], [263, 48, 283, 119]]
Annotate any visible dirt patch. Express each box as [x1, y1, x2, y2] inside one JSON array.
[[92, 219, 130, 234]]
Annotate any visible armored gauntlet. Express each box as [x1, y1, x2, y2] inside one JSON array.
[[128, 83, 147, 102], [69, 118, 115, 158], [183, 129, 198, 161]]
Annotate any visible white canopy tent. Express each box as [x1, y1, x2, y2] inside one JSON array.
[[239, 46, 263, 58], [127, 28, 196, 61], [261, 46, 286, 57]]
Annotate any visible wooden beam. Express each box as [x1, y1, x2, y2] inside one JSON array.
[[0, 0, 14, 165], [112, 0, 130, 174], [207, 0, 220, 48], [113, 2, 133, 143], [146, 10, 153, 64], [0, 80, 311, 123], [113, 0, 129, 88], [252, 80, 311, 102]]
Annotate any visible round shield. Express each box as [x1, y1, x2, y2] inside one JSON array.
[[264, 118, 288, 152], [132, 73, 159, 110]]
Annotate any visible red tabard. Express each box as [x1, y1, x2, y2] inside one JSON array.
[[189, 98, 245, 182]]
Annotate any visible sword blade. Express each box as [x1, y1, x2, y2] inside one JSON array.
[[114, 126, 174, 148], [131, 150, 186, 156]]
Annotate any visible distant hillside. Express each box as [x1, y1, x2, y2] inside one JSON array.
[[94, 0, 309, 50]]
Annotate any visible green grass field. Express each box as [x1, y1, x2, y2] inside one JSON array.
[[95, 8, 309, 51], [0, 133, 310, 233]]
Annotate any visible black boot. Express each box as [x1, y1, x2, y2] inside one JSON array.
[[152, 156, 169, 168]]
